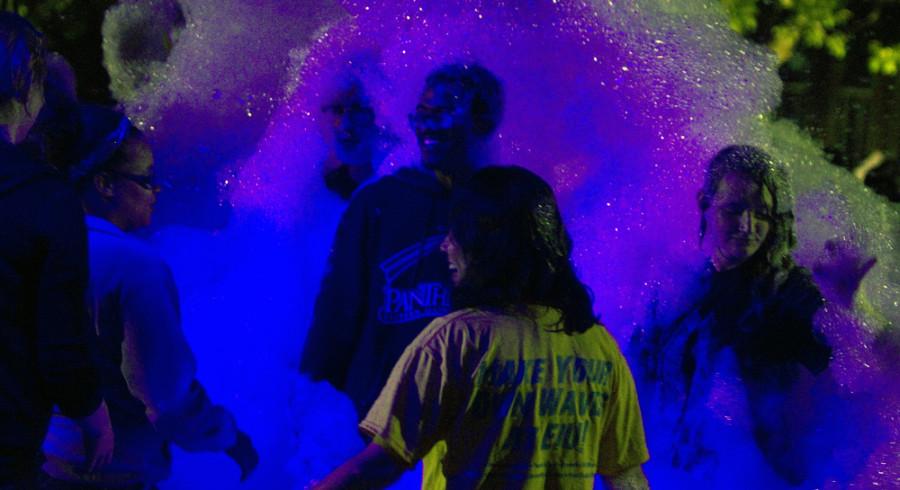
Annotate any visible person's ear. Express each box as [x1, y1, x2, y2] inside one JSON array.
[[470, 110, 498, 138], [93, 172, 116, 199], [468, 97, 497, 137], [471, 115, 491, 136]]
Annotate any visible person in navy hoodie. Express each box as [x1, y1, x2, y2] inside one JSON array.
[[300, 62, 505, 420], [41, 107, 257, 489]]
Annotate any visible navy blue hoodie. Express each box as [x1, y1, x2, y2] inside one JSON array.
[[300, 166, 453, 419], [0, 140, 101, 481]]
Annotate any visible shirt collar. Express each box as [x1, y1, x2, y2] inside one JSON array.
[[86, 215, 126, 236]]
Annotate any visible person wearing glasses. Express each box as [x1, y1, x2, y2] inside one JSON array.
[[40, 106, 258, 489], [314, 166, 650, 489], [300, 63, 504, 423]]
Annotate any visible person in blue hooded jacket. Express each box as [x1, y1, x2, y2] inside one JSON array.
[[40, 107, 257, 489]]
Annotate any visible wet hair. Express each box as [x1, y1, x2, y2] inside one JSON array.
[[450, 165, 596, 334], [23, 53, 80, 169], [698, 145, 797, 282], [0, 12, 45, 107], [70, 105, 145, 190], [425, 62, 504, 137]]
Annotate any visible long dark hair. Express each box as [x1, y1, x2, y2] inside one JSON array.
[[0, 12, 46, 107], [698, 145, 797, 290], [449, 165, 596, 334]]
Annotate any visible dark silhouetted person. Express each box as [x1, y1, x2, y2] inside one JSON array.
[[0, 12, 112, 489], [319, 76, 390, 200], [300, 63, 504, 420], [314, 166, 649, 489], [40, 107, 257, 488]]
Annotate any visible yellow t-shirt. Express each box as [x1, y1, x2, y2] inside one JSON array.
[[360, 307, 649, 489]]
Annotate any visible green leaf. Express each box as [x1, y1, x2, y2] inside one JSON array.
[[825, 34, 846, 59]]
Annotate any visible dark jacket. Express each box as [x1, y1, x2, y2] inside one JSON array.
[[300, 166, 453, 419], [632, 261, 831, 485], [635, 263, 830, 390], [0, 140, 101, 482]]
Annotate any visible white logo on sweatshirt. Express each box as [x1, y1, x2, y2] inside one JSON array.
[[377, 235, 451, 324]]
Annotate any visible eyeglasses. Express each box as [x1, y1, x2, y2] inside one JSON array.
[[109, 171, 164, 191], [407, 106, 470, 130]]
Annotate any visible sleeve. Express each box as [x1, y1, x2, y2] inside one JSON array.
[[299, 188, 372, 390], [627, 294, 660, 383], [597, 347, 650, 476], [778, 270, 831, 374], [35, 180, 102, 418], [358, 325, 451, 466], [119, 255, 237, 452], [628, 284, 686, 384]]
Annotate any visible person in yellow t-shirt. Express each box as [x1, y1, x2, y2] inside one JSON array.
[[314, 166, 649, 489]]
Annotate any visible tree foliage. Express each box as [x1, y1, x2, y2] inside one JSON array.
[[3, 0, 116, 103], [721, 0, 900, 76]]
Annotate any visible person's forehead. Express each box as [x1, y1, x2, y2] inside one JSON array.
[[121, 140, 154, 172], [419, 81, 468, 107], [713, 172, 767, 202], [334, 87, 369, 105]]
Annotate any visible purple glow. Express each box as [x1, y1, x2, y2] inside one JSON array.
[[101, 1, 898, 488]]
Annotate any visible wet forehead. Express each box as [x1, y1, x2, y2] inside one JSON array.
[[119, 139, 155, 174], [418, 82, 469, 110], [712, 171, 773, 208], [328, 85, 369, 108]]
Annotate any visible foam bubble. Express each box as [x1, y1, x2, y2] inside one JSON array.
[[101, 1, 897, 488]]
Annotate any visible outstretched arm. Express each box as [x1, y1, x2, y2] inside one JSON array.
[[313, 443, 408, 490], [119, 255, 258, 478], [119, 257, 235, 448]]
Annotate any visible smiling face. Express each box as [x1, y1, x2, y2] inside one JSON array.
[[440, 232, 467, 286], [410, 81, 478, 177], [703, 171, 773, 271]]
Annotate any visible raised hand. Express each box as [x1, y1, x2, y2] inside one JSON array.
[[225, 429, 259, 482], [812, 238, 877, 308]]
